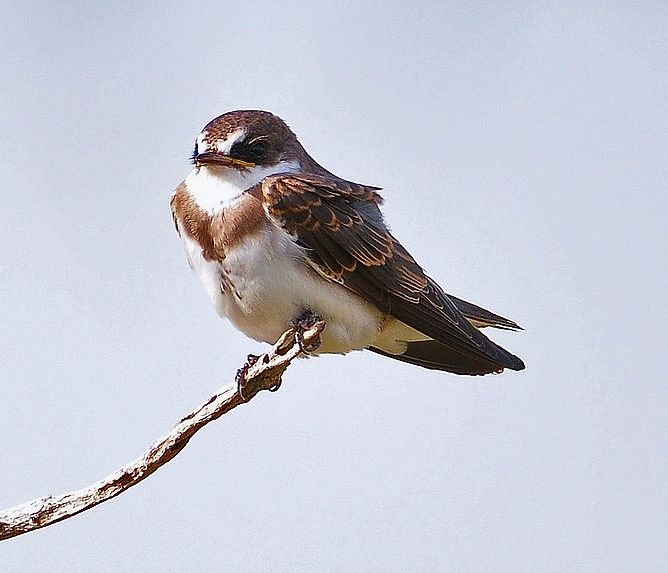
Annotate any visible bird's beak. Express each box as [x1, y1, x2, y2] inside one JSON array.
[[195, 152, 255, 169]]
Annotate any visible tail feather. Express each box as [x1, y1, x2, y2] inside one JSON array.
[[447, 294, 523, 331]]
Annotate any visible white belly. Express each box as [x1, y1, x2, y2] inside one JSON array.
[[179, 221, 384, 354]]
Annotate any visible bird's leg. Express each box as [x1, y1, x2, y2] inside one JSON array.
[[290, 309, 323, 353]]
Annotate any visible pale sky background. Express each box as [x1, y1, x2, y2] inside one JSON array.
[[1, 2, 666, 571]]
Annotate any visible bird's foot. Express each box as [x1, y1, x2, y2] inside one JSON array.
[[236, 353, 260, 401], [290, 310, 323, 353]]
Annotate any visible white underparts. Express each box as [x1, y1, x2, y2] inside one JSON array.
[[372, 318, 432, 354], [179, 215, 384, 354]]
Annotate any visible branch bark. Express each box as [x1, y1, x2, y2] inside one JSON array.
[[0, 321, 325, 541]]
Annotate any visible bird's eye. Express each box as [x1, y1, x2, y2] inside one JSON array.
[[248, 140, 267, 159]]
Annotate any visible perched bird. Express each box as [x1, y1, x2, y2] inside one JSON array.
[[171, 110, 524, 375]]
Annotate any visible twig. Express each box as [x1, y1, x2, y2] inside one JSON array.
[[0, 321, 325, 541]]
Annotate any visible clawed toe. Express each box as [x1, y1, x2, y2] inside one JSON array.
[[236, 354, 260, 400]]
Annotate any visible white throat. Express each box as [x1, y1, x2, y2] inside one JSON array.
[[185, 161, 300, 214]]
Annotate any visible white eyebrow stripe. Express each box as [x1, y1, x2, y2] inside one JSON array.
[[213, 128, 247, 154], [196, 132, 208, 152]]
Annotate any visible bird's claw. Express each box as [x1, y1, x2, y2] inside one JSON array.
[[236, 353, 260, 401]]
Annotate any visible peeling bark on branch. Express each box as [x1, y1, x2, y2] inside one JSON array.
[[0, 321, 325, 541]]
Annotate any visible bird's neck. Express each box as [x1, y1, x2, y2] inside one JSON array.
[[185, 161, 300, 215]]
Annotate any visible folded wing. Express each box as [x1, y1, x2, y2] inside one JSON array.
[[256, 173, 524, 375]]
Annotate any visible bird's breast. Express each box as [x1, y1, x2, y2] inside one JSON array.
[[173, 184, 383, 352], [171, 182, 266, 260]]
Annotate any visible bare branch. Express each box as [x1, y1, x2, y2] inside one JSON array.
[[0, 321, 325, 541]]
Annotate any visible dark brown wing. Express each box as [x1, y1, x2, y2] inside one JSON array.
[[257, 173, 524, 374]]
